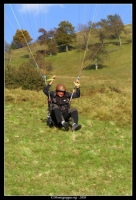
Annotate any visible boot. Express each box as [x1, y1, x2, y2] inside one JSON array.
[[62, 121, 69, 131], [72, 123, 81, 131]]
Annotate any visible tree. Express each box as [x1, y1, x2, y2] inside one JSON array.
[[47, 29, 57, 40], [90, 20, 110, 46], [106, 14, 124, 46], [46, 29, 58, 56], [37, 28, 48, 45], [85, 44, 109, 70], [47, 39, 58, 56], [13, 29, 32, 48], [77, 23, 90, 50], [36, 28, 58, 56], [55, 21, 76, 51]]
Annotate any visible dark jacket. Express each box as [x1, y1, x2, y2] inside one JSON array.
[[43, 84, 80, 110]]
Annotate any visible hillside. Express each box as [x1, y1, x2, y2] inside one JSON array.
[[5, 26, 132, 91]]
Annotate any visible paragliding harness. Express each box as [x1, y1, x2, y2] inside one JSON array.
[[46, 91, 70, 128]]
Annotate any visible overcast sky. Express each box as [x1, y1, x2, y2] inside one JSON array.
[[4, 3, 132, 44]]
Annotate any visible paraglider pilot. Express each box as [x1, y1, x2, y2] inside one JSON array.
[[43, 76, 81, 131]]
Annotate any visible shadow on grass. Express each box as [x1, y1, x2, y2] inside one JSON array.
[[58, 45, 75, 52], [83, 64, 109, 70], [106, 40, 132, 46]]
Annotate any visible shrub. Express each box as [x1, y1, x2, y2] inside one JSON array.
[[5, 63, 46, 91], [5, 64, 18, 89]]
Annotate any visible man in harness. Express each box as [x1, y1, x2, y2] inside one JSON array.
[[43, 76, 81, 131]]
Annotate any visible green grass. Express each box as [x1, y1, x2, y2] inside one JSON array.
[[5, 29, 132, 196], [5, 81, 132, 196], [5, 102, 132, 196]]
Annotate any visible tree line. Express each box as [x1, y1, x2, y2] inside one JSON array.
[[5, 14, 130, 54], [5, 14, 132, 90], [5, 14, 132, 71]]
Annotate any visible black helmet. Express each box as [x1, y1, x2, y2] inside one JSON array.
[[56, 84, 66, 92]]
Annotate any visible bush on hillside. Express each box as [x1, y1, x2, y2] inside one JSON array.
[[5, 64, 18, 89], [5, 63, 46, 91]]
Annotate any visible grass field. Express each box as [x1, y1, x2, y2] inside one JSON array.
[[5, 29, 132, 196]]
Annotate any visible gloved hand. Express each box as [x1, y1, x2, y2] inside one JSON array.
[[74, 80, 80, 88], [48, 75, 56, 85]]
